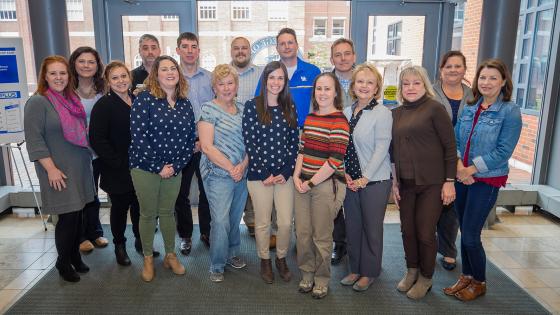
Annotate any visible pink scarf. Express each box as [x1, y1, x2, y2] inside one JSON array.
[[45, 88, 89, 148]]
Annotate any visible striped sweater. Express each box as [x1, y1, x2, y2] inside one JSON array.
[[299, 111, 350, 182]]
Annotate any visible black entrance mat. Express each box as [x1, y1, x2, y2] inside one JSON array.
[[7, 224, 549, 314]]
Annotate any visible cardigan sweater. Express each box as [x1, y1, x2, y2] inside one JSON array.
[[391, 95, 457, 185]]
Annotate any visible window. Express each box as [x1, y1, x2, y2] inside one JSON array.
[[0, 0, 16, 21], [231, 1, 251, 21], [127, 15, 148, 21], [313, 18, 327, 37], [452, 1, 465, 49], [332, 18, 345, 37], [162, 15, 178, 21], [370, 17, 377, 54], [268, 1, 288, 21], [198, 1, 217, 21], [66, 0, 84, 21], [387, 21, 402, 55]]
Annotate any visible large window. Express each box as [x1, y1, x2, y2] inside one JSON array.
[[387, 21, 402, 55], [66, 0, 84, 21], [199, 1, 217, 21], [313, 18, 327, 36], [0, 0, 16, 21], [332, 18, 345, 37], [231, 1, 251, 21]]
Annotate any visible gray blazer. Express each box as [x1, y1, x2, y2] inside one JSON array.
[[343, 102, 392, 181], [432, 81, 473, 123]]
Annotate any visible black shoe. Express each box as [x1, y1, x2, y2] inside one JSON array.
[[135, 238, 160, 257], [115, 244, 131, 266], [247, 225, 255, 237], [72, 260, 90, 273], [440, 257, 457, 271], [200, 234, 210, 248], [180, 237, 192, 256], [331, 243, 347, 265], [56, 262, 80, 282]]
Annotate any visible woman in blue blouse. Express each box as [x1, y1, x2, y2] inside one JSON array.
[[242, 61, 299, 284], [129, 56, 196, 282], [444, 59, 522, 301], [340, 64, 392, 292], [199, 64, 249, 283]]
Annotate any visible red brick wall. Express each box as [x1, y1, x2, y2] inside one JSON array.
[[513, 113, 539, 166]]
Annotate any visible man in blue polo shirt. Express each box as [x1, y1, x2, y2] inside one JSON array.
[[256, 28, 321, 127]]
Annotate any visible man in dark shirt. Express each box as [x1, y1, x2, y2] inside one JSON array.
[[131, 34, 161, 89]]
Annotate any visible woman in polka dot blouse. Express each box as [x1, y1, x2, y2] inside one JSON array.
[[129, 56, 196, 282], [242, 61, 299, 284], [198, 64, 249, 283]]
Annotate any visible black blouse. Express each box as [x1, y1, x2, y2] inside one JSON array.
[[345, 99, 378, 180]]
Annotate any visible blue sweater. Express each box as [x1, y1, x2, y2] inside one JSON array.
[[255, 58, 320, 127], [129, 90, 196, 175], [242, 98, 299, 181]]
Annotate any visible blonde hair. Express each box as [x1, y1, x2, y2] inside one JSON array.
[[145, 55, 189, 99], [397, 65, 435, 103], [349, 63, 384, 101], [103, 61, 130, 94], [211, 64, 239, 88]]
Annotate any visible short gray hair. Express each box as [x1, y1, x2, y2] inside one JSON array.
[[138, 34, 160, 47]]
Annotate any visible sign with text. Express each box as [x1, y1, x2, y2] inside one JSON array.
[[0, 38, 27, 144]]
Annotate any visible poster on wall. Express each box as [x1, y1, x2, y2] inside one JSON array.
[[0, 38, 27, 144]]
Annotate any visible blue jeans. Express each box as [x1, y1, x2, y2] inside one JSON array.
[[455, 181, 500, 282], [202, 173, 248, 273]]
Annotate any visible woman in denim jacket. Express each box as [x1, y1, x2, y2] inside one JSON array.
[[444, 59, 522, 301]]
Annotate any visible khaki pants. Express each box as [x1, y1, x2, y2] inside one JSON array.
[[247, 178, 294, 259], [295, 179, 346, 287]]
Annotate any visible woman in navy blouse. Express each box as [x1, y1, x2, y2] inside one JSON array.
[[242, 61, 299, 284], [129, 56, 196, 282]]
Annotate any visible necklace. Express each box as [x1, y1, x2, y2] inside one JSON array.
[[77, 83, 96, 99]]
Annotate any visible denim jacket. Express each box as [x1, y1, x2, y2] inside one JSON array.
[[455, 95, 522, 178]]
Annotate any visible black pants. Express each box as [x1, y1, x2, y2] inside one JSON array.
[[80, 159, 103, 242], [436, 203, 459, 259], [109, 191, 140, 245], [333, 207, 346, 246], [55, 210, 83, 268], [175, 152, 211, 238]]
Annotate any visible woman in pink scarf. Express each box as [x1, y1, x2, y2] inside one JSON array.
[[24, 55, 96, 283]]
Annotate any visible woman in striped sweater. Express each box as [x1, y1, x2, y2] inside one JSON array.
[[293, 72, 350, 299]]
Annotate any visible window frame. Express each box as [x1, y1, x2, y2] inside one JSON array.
[[332, 17, 346, 37], [0, 0, 16, 21], [66, 0, 84, 22], [198, 1, 218, 21], [313, 17, 328, 37], [231, 1, 251, 21], [386, 21, 402, 56]]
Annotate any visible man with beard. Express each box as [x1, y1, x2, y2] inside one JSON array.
[[229, 37, 263, 239], [174, 32, 214, 256], [131, 34, 161, 89]]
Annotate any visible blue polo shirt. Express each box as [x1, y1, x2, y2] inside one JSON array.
[[255, 58, 320, 127]]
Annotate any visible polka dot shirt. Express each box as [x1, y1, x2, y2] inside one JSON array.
[[129, 90, 196, 175]]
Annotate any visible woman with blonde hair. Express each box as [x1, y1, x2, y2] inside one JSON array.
[[199, 64, 248, 283], [129, 55, 196, 282], [340, 63, 392, 292], [391, 65, 456, 299]]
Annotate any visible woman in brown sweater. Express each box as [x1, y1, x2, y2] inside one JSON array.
[[391, 65, 457, 300]]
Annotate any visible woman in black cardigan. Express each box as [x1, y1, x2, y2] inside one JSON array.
[[89, 61, 146, 265]]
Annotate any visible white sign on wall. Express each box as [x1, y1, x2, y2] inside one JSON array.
[[0, 38, 27, 144]]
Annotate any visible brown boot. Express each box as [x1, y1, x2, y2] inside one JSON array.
[[444, 274, 472, 296], [141, 255, 154, 282], [406, 274, 432, 300], [260, 258, 274, 284], [397, 268, 418, 292], [275, 257, 292, 282], [163, 253, 186, 275], [455, 279, 486, 301]]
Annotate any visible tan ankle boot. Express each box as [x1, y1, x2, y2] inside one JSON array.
[[406, 274, 433, 299], [455, 279, 486, 301], [397, 268, 418, 292], [141, 255, 154, 282], [163, 253, 185, 275]]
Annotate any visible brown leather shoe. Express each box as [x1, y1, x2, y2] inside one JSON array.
[[163, 253, 186, 275], [269, 235, 277, 250], [79, 240, 94, 253], [275, 257, 291, 282], [444, 274, 472, 296], [260, 258, 274, 284], [141, 255, 154, 282], [455, 279, 486, 301]]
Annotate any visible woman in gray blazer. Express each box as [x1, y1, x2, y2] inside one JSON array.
[[340, 63, 392, 292], [432, 51, 474, 271]]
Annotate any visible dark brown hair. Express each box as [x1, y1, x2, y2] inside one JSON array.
[[311, 72, 343, 112], [68, 46, 104, 93], [103, 61, 131, 94], [35, 55, 76, 98], [177, 32, 199, 47], [256, 61, 297, 128], [468, 58, 513, 105], [145, 55, 189, 100], [438, 50, 471, 86], [330, 38, 355, 56], [276, 28, 298, 44]]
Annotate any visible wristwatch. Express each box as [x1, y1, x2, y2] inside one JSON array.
[[445, 178, 455, 183], [306, 180, 315, 188]]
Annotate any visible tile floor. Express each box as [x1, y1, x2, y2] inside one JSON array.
[[0, 206, 559, 314]]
